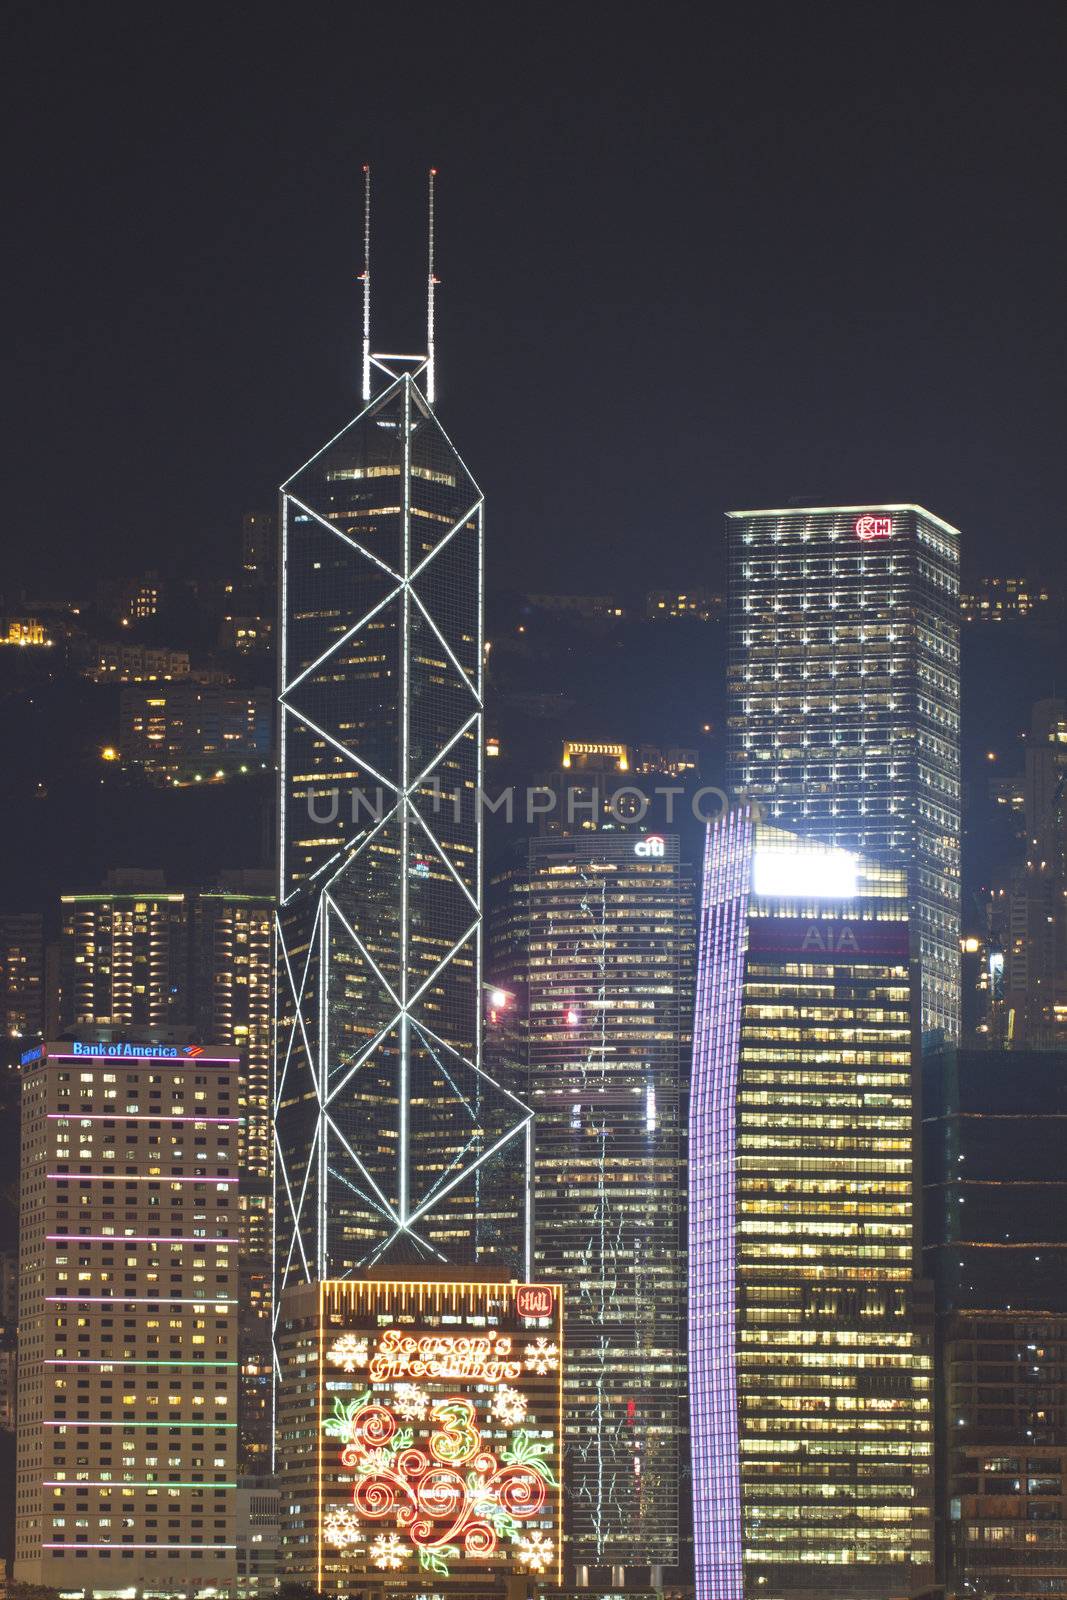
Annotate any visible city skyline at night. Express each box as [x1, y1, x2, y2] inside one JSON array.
[[3, 11, 1066, 1600]]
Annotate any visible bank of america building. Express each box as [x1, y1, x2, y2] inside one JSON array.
[[726, 504, 960, 1038]]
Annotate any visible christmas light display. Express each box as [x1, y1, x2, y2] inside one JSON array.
[[308, 1277, 564, 1590]]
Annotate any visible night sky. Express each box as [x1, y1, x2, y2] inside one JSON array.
[[6, 3, 1066, 598]]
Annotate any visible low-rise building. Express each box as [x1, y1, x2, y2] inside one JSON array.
[[960, 575, 1060, 622], [119, 683, 272, 780], [646, 586, 722, 620], [235, 1477, 282, 1598]]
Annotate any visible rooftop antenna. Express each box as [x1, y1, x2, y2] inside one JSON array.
[[426, 167, 438, 405], [360, 164, 371, 402]]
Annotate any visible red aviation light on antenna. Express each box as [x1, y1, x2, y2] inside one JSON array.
[[854, 514, 893, 541]]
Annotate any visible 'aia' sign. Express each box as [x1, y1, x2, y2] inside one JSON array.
[[854, 514, 893, 541]]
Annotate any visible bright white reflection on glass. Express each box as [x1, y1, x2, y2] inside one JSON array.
[[751, 847, 858, 900]]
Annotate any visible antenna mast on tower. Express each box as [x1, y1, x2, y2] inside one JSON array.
[[360, 164, 372, 402], [426, 167, 438, 405]]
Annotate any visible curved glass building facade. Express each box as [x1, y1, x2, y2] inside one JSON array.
[[690, 809, 934, 1598]]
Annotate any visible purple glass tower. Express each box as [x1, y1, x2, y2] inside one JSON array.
[[689, 805, 752, 1599], [689, 806, 934, 1598]]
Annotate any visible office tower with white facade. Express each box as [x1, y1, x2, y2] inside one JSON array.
[[726, 504, 961, 1038]]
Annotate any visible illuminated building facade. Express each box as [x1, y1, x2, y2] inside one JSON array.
[[960, 574, 1060, 622], [488, 831, 690, 1585], [534, 738, 708, 849], [235, 1478, 282, 1598], [646, 586, 722, 621], [15, 1039, 239, 1592], [275, 351, 530, 1289], [274, 1271, 563, 1596], [923, 1044, 1067, 1597], [726, 503, 961, 1038], [0, 615, 53, 647], [56, 873, 275, 1470], [242, 508, 278, 592], [119, 682, 272, 781], [110, 570, 164, 624], [192, 879, 275, 1469], [59, 878, 190, 1035], [690, 808, 933, 1598], [86, 643, 192, 682], [0, 909, 44, 1048], [989, 699, 1067, 1049]]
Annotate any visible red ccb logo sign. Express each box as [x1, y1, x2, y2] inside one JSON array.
[[517, 1285, 555, 1318], [854, 514, 893, 540]]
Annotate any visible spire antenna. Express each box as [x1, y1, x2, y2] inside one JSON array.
[[360, 164, 372, 402], [426, 166, 438, 405]]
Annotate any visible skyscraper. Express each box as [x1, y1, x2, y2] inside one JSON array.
[[690, 807, 933, 1598], [923, 1043, 1067, 1596], [726, 503, 961, 1038], [274, 198, 529, 1291], [241, 509, 277, 594], [0, 909, 44, 1050], [488, 830, 691, 1587], [992, 698, 1067, 1048], [15, 1038, 240, 1592], [192, 878, 274, 1470], [54, 872, 274, 1469]]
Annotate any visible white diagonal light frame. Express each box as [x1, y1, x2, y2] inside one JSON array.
[[275, 372, 531, 1303]]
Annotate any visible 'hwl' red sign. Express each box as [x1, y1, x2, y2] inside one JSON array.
[[517, 1285, 555, 1318]]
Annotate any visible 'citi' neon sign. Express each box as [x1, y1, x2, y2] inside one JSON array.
[[854, 515, 893, 541]]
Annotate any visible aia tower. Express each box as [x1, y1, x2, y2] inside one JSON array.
[[689, 808, 934, 1598]]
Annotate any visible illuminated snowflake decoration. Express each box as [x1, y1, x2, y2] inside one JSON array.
[[393, 1381, 429, 1420], [322, 1502, 364, 1551], [524, 1337, 559, 1376], [515, 1529, 554, 1574], [369, 1532, 409, 1571], [327, 1333, 369, 1373], [491, 1385, 527, 1426]]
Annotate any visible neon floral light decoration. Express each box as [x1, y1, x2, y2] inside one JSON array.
[[323, 1383, 556, 1578]]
